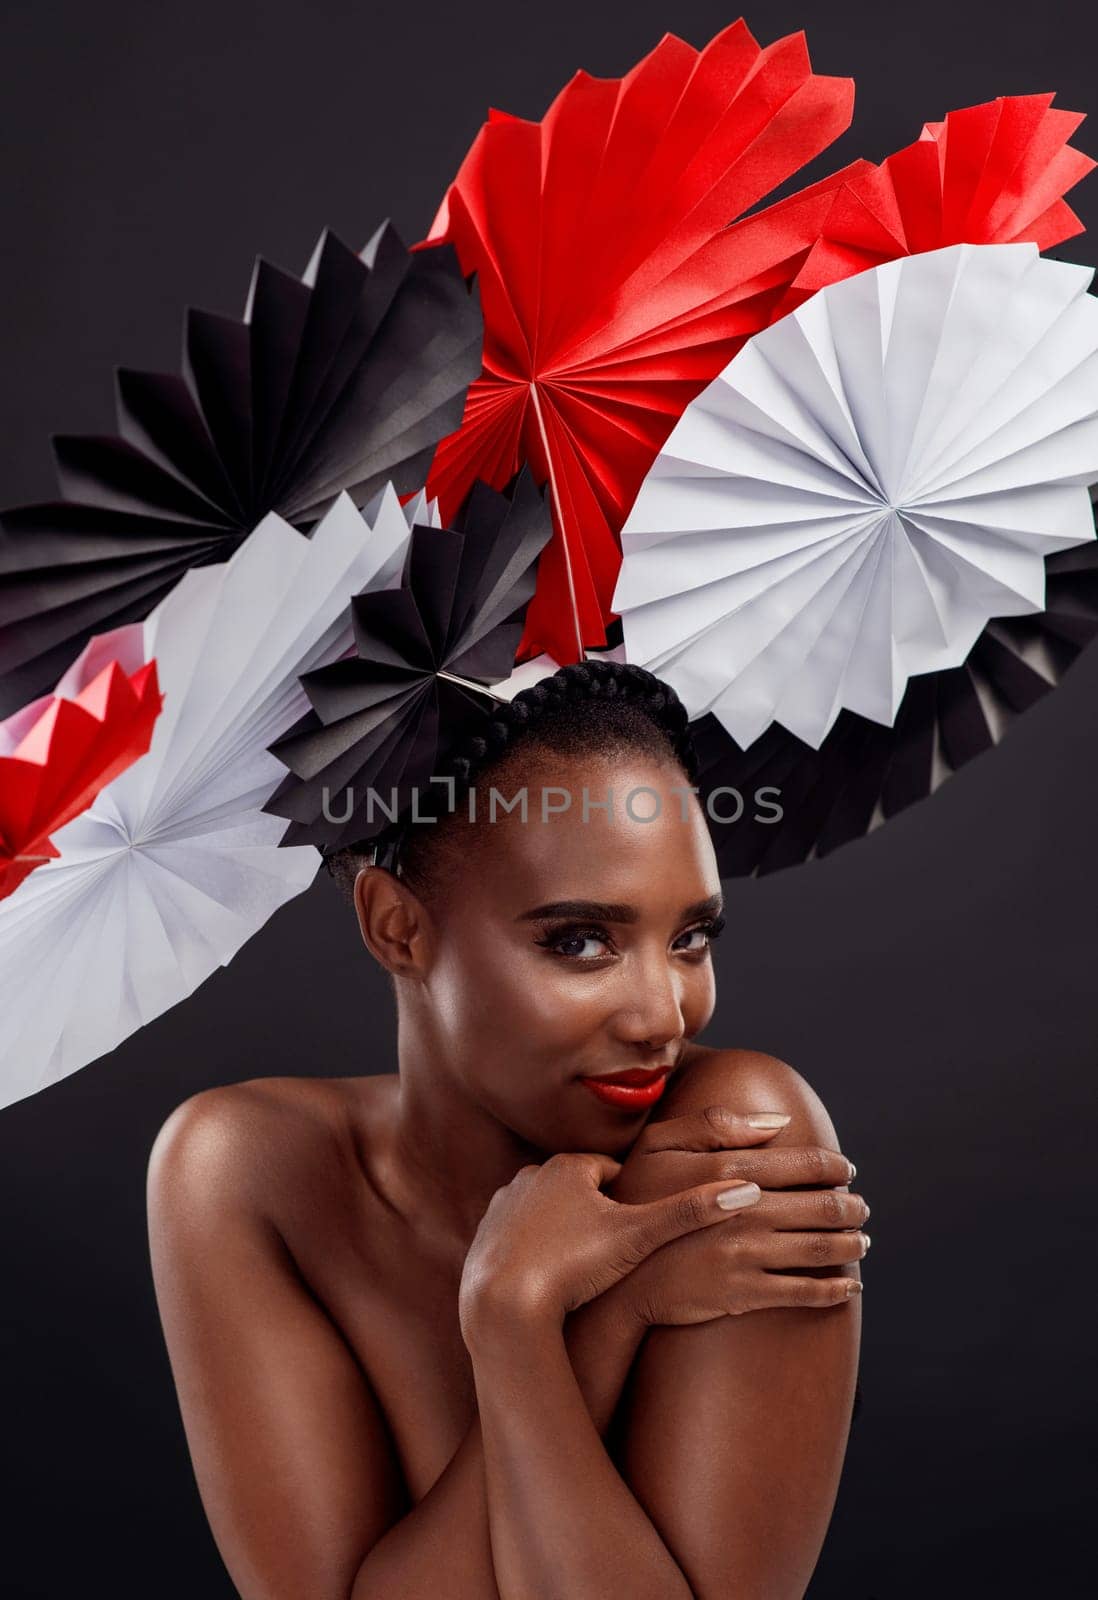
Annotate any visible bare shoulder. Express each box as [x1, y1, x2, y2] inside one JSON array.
[[665, 1044, 840, 1146], [147, 1074, 390, 1233]]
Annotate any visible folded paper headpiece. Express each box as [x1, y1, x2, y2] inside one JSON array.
[[2, 19, 1098, 1107], [0, 224, 481, 715]]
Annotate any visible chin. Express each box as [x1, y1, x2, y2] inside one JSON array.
[[562, 1110, 651, 1159], [499, 1088, 655, 1160]]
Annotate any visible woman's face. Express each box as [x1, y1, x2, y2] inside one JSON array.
[[416, 751, 724, 1155]]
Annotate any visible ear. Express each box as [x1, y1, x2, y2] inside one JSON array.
[[353, 865, 433, 978]]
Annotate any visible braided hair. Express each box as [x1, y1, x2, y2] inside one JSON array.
[[325, 659, 699, 904]]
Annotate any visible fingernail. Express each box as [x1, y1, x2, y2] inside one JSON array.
[[862, 1234, 871, 1254], [847, 1161, 857, 1182], [747, 1113, 791, 1129], [846, 1280, 863, 1296], [716, 1182, 761, 1210]]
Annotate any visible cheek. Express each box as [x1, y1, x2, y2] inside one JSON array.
[[680, 962, 717, 1037], [522, 961, 620, 1042], [430, 934, 718, 1059], [431, 935, 600, 1048], [509, 955, 718, 1049], [522, 944, 724, 1036]]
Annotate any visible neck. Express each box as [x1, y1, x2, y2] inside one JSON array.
[[382, 1002, 542, 1246]]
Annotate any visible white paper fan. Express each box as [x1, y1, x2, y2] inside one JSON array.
[[614, 242, 1098, 750], [0, 484, 431, 1109]]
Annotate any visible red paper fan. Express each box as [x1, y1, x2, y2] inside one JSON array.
[[0, 631, 162, 900], [775, 93, 1095, 314], [423, 21, 863, 664]]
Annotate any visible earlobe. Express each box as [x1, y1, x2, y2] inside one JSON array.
[[353, 865, 432, 978]]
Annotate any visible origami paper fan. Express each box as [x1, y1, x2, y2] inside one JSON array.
[[615, 242, 1098, 754], [423, 20, 864, 666], [265, 470, 553, 851], [0, 636, 161, 901], [0, 485, 428, 1108], [774, 93, 1095, 318], [690, 538, 1098, 876], [0, 224, 481, 715]]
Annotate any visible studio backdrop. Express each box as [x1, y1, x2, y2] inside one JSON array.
[[0, 2, 1095, 1597]]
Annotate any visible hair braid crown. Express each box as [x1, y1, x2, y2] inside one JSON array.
[[323, 659, 698, 890], [439, 659, 697, 801]]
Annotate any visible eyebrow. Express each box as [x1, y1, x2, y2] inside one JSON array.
[[517, 894, 724, 924]]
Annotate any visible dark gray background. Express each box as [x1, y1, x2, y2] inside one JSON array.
[[1, 1, 1095, 1595]]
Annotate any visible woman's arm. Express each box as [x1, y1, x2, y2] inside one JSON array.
[[147, 1090, 407, 1600], [359, 1290, 647, 1598], [466, 1297, 695, 1600], [613, 1050, 863, 1600], [454, 1151, 766, 1600], [370, 1113, 860, 1600], [148, 1089, 668, 1600], [149, 1076, 859, 1600]]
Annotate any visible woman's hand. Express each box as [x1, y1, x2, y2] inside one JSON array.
[[606, 1106, 869, 1327], [608, 1104, 857, 1203], [458, 1151, 762, 1341]]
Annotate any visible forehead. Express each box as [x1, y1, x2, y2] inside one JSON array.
[[457, 752, 719, 910]]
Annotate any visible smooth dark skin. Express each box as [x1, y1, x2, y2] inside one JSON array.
[[148, 751, 868, 1600]]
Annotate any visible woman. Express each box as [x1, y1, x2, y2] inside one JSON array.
[[148, 660, 870, 1600]]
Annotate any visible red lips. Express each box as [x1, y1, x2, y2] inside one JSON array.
[[579, 1066, 673, 1111], [587, 1067, 670, 1086]]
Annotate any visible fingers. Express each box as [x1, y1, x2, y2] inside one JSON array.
[[751, 1229, 870, 1270], [754, 1188, 869, 1230], [628, 1178, 762, 1254], [625, 1147, 856, 1203], [716, 1144, 856, 1190], [579, 1153, 623, 1188], [635, 1108, 856, 1189], [638, 1107, 856, 1188], [758, 1275, 863, 1308], [639, 1105, 793, 1154]]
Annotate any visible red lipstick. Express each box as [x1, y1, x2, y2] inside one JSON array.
[[579, 1067, 672, 1111]]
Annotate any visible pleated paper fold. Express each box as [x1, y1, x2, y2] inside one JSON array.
[[0, 486, 429, 1108], [424, 20, 860, 664], [616, 242, 1098, 751], [0, 225, 480, 714]]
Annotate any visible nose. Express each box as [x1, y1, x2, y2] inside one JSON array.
[[611, 953, 686, 1052]]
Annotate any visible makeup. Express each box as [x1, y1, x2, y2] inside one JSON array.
[[579, 1066, 671, 1110]]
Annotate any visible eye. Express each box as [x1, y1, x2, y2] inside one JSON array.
[[534, 928, 621, 960], [534, 915, 729, 960], [672, 915, 726, 956]]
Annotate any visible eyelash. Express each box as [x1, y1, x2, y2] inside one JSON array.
[[533, 915, 727, 964]]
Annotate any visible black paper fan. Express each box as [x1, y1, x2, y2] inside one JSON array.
[[694, 542, 1098, 877], [0, 222, 482, 714], [264, 470, 552, 851]]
